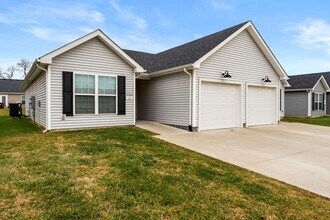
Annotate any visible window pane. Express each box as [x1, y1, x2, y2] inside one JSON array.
[[75, 95, 95, 114], [319, 103, 323, 110], [99, 96, 116, 113], [75, 74, 95, 94], [99, 76, 116, 95]]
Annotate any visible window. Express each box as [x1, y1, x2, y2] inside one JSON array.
[[22, 95, 25, 104], [98, 76, 116, 113], [314, 93, 323, 111], [75, 74, 95, 114], [74, 74, 117, 114]]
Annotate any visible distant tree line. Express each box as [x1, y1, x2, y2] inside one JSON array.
[[0, 58, 32, 79]]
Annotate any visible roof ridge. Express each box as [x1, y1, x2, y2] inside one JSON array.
[[290, 71, 330, 77], [123, 49, 155, 55], [0, 78, 23, 81], [156, 21, 250, 55]]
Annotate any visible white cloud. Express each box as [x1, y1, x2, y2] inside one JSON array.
[[0, 3, 105, 25], [288, 19, 330, 54], [45, 5, 105, 23], [109, 0, 148, 29], [22, 27, 78, 43], [111, 32, 174, 53], [0, 2, 104, 42], [208, 0, 233, 10]]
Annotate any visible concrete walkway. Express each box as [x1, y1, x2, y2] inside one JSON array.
[[136, 121, 330, 198]]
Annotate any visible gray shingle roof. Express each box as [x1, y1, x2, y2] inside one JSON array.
[[0, 79, 24, 93], [287, 72, 330, 90], [124, 21, 249, 73]]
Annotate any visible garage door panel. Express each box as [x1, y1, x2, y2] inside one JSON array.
[[248, 86, 276, 126], [201, 82, 240, 130]]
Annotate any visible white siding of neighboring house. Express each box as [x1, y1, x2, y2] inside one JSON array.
[[195, 30, 281, 128], [50, 37, 135, 130], [137, 72, 190, 127], [25, 73, 47, 127]]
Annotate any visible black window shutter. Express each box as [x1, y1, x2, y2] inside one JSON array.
[[63, 72, 73, 116], [322, 93, 325, 111], [312, 92, 315, 111], [117, 76, 126, 115]]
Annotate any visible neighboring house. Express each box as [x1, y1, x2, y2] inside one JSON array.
[[0, 79, 25, 108], [285, 72, 330, 117], [22, 21, 290, 131]]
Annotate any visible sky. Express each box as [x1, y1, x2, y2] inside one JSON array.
[[1, 0, 330, 79]]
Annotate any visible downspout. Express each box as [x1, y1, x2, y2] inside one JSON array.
[[36, 63, 49, 133], [183, 68, 193, 131]]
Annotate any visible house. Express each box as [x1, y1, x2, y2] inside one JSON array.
[[285, 72, 330, 117], [0, 79, 25, 108], [22, 21, 290, 131]]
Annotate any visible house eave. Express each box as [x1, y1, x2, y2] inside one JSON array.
[[149, 64, 195, 78]]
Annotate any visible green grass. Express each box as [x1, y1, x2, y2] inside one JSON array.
[[0, 109, 329, 219], [282, 116, 330, 127]]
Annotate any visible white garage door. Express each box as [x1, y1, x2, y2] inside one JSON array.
[[248, 86, 276, 126], [201, 82, 240, 130]]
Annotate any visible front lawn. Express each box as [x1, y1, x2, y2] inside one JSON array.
[[1, 109, 329, 219], [282, 116, 330, 127]]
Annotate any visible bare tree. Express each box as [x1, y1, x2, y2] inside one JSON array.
[[17, 58, 32, 77], [0, 68, 4, 79], [5, 66, 16, 79]]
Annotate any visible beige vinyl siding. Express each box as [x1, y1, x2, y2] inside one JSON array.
[[137, 72, 190, 127], [50, 37, 135, 130], [8, 94, 23, 103], [195, 30, 280, 127], [25, 73, 47, 127]]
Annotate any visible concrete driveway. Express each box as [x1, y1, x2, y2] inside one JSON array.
[[136, 121, 330, 198]]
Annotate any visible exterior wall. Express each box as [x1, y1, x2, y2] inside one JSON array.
[[195, 30, 280, 128], [284, 91, 308, 117], [0, 94, 8, 107], [25, 73, 47, 127], [327, 92, 330, 115], [8, 94, 23, 103], [280, 83, 285, 118], [50, 37, 135, 130], [0, 93, 24, 107], [137, 71, 190, 127], [311, 81, 326, 117]]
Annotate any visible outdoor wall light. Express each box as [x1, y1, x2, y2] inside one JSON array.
[[221, 70, 232, 78], [262, 76, 271, 82]]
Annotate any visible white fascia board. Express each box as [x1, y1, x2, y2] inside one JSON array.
[[39, 29, 145, 73], [312, 75, 330, 91], [281, 80, 291, 88], [246, 24, 289, 80], [194, 22, 251, 68], [149, 64, 195, 78], [194, 21, 289, 83], [285, 89, 311, 92]]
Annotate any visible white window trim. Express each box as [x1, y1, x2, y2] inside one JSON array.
[[98, 74, 117, 115], [314, 93, 323, 111], [1, 95, 8, 107], [73, 72, 118, 116]]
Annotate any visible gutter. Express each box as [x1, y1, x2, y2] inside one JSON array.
[[149, 64, 194, 78]]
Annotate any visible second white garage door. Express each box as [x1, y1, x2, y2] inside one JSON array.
[[247, 86, 276, 126], [201, 82, 240, 130]]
